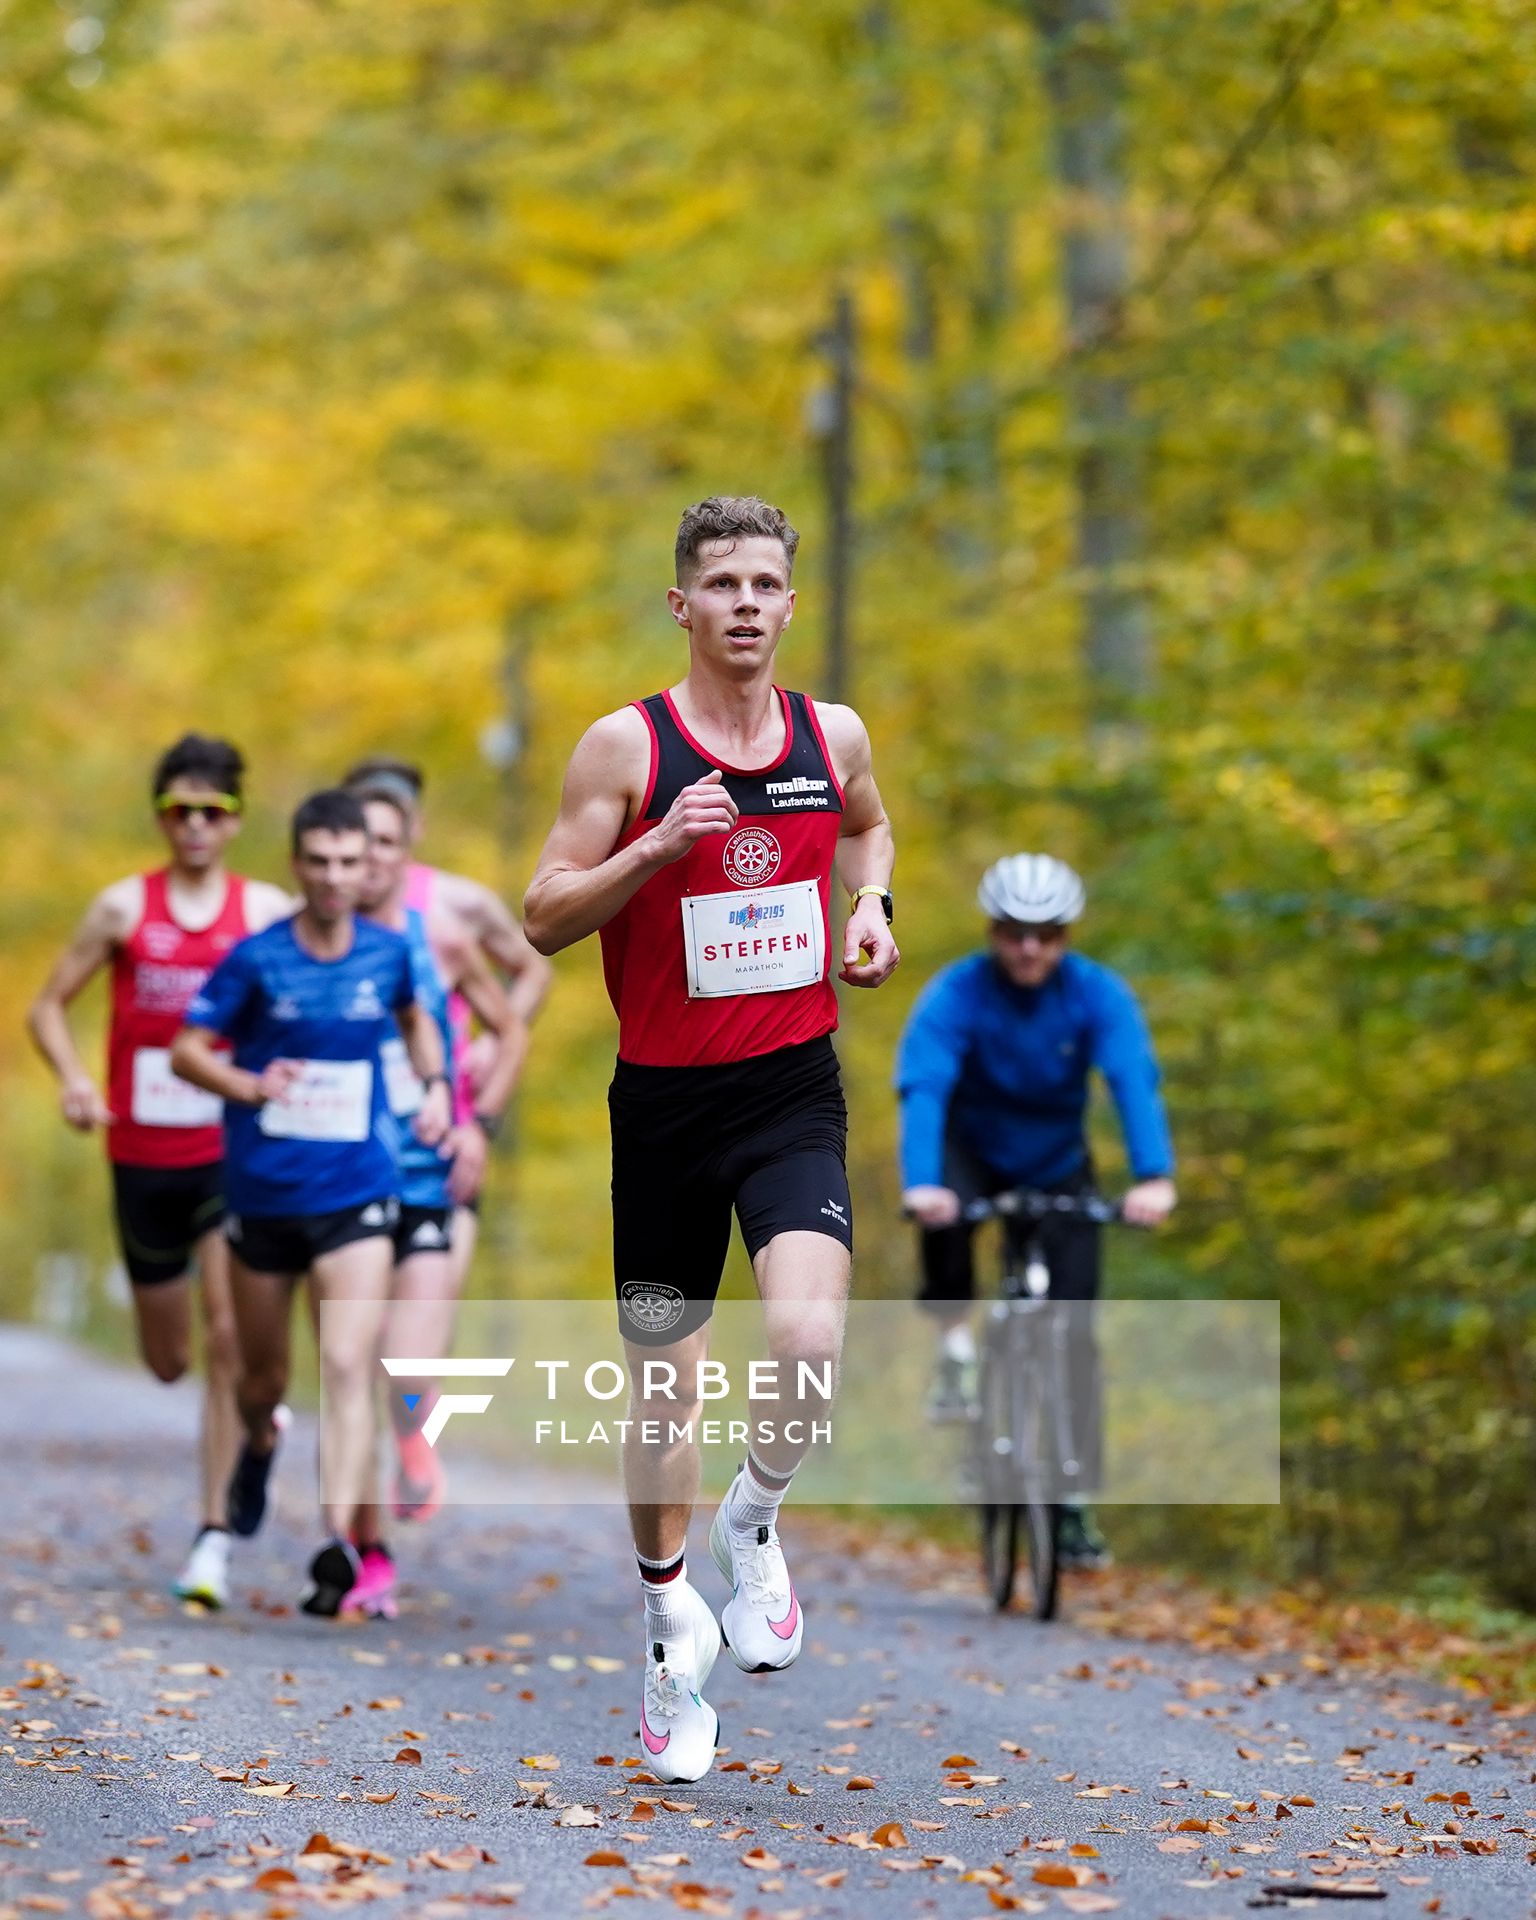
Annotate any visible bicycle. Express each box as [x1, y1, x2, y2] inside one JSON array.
[[964, 1187, 1128, 1621]]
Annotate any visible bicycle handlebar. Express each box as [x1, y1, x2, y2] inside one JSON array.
[[961, 1187, 1127, 1227]]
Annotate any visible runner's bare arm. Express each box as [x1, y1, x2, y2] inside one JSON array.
[[523, 708, 738, 955], [26, 879, 142, 1129], [430, 869, 553, 1022], [451, 941, 524, 1119], [396, 999, 451, 1145], [817, 703, 899, 989], [169, 1025, 279, 1107]]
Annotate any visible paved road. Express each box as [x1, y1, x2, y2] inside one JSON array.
[[1, 1327, 1532, 1920]]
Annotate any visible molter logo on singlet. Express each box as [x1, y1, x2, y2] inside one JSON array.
[[765, 775, 831, 810], [722, 827, 781, 887]]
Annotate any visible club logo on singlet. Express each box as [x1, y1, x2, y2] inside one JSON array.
[[722, 826, 781, 888], [620, 1281, 686, 1334], [141, 921, 184, 961]]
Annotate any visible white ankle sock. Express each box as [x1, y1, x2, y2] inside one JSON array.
[[941, 1321, 977, 1363], [639, 1562, 690, 1645], [727, 1456, 792, 1536]]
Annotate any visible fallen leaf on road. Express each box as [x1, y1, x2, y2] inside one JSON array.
[[872, 1822, 907, 1848], [846, 1776, 875, 1790], [943, 1753, 978, 1767], [394, 1748, 423, 1765], [1033, 1863, 1091, 1888], [558, 1805, 603, 1828], [520, 1754, 561, 1770], [584, 1849, 627, 1866], [244, 1783, 295, 1798], [253, 1868, 299, 1891], [363, 1792, 397, 1805]]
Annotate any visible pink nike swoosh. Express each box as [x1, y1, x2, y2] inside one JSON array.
[[768, 1584, 800, 1641], [640, 1705, 671, 1755]]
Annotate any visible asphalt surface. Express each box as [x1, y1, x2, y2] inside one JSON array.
[[1, 1325, 1533, 1920]]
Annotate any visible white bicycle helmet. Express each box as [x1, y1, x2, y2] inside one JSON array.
[[977, 853, 1086, 925]]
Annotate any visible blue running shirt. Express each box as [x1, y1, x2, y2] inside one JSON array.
[[185, 916, 417, 1217], [376, 906, 455, 1211]]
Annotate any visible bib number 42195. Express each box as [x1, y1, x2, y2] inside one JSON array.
[[682, 879, 825, 1000]]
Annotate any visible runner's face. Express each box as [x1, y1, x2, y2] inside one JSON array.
[[292, 828, 368, 923], [154, 781, 241, 873], [360, 800, 409, 910], [989, 919, 1069, 988], [668, 536, 794, 675]]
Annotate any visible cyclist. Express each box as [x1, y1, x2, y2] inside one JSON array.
[[170, 789, 450, 1616], [524, 495, 898, 1784], [26, 734, 292, 1609], [896, 853, 1175, 1568], [349, 784, 525, 1600]]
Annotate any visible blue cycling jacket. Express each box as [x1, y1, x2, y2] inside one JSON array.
[[895, 950, 1175, 1192]]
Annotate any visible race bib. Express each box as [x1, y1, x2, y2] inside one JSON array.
[[682, 879, 825, 1000], [257, 1059, 373, 1143], [131, 1047, 224, 1129], [380, 1037, 424, 1117]]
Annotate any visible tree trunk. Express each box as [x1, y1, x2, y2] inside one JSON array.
[[1025, 0, 1152, 727]]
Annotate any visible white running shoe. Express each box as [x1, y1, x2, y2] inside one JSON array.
[[639, 1580, 722, 1785], [172, 1527, 231, 1609], [709, 1476, 804, 1674]]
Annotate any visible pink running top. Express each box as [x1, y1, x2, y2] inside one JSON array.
[[406, 863, 476, 1127]]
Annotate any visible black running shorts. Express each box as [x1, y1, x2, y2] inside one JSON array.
[[111, 1160, 226, 1288], [226, 1196, 399, 1276], [393, 1203, 455, 1263], [609, 1034, 852, 1347]]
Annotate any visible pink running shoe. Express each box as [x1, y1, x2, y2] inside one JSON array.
[[340, 1545, 398, 1620], [392, 1425, 447, 1522]]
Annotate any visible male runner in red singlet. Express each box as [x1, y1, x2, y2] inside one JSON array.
[[524, 496, 899, 1784], [27, 734, 292, 1608]]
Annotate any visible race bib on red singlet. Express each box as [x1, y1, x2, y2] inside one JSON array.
[[257, 1060, 373, 1143], [130, 1047, 225, 1128], [682, 879, 825, 999]]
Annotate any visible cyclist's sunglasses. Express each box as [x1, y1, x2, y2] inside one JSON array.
[[156, 793, 242, 824], [992, 919, 1067, 945]]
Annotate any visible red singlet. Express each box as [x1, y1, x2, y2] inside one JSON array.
[[600, 688, 845, 1068], [106, 870, 250, 1168]]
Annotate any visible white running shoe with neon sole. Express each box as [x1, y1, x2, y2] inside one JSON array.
[[709, 1475, 804, 1674], [172, 1527, 230, 1609], [639, 1579, 722, 1785]]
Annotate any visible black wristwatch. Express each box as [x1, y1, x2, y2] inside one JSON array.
[[473, 1112, 503, 1142], [852, 884, 894, 924]]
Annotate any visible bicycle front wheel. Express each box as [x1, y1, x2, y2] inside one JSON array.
[[979, 1501, 1018, 1611], [1019, 1500, 1060, 1622]]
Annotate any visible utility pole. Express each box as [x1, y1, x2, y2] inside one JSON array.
[[807, 290, 856, 704]]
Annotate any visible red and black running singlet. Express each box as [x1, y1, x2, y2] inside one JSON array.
[[600, 687, 845, 1068], [106, 870, 250, 1168]]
